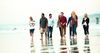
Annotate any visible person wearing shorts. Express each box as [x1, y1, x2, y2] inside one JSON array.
[[40, 13, 48, 40], [29, 16, 35, 46]]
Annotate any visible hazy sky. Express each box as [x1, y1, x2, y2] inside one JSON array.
[[0, 0, 100, 24]]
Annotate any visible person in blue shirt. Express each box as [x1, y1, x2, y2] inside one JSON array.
[[47, 13, 54, 39]]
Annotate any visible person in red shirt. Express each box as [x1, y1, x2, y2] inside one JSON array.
[[58, 12, 67, 39]]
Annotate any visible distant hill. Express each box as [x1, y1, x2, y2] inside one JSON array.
[[89, 13, 100, 24], [89, 13, 100, 18], [78, 13, 100, 24]]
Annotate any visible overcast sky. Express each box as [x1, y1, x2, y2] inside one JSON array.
[[0, 0, 100, 24]]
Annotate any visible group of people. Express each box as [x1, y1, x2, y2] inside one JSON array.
[[29, 11, 90, 44], [39, 13, 54, 40]]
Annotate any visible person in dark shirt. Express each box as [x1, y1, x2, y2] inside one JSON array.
[[82, 13, 89, 37], [40, 13, 48, 40], [67, 11, 78, 39]]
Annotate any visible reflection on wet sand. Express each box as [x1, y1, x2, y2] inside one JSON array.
[[69, 37, 79, 53], [30, 35, 91, 53], [41, 38, 48, 53], [47, 38, 55, 53], [31, 47, 35, 53], [84, 46, 90, 53], [31, 41, 35, 53], [60, 38, 67, 53], [41, 38, 55, 53], [84, 35, 90, 53], [70, 47, 79, 53], [70, 37, 77, 45], [84, 35, 89, 45]]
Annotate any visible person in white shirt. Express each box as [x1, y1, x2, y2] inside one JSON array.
[[29, 16, 35, 47], [47, 13, 54, 39]]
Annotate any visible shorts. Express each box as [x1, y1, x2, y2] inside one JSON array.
[[30, 29, 35, 33], [40, 28, 47, 34]]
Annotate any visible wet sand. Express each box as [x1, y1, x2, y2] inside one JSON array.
[[0, 25, 100, 53]]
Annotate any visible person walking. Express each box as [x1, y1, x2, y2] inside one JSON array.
[[67, 11, 78, 39], [40, 13, 48, 40], [57, 12, 67, 39], [47, 13, 54, 39], [29, 16, 35, 47], [82, 13, 89, 38]]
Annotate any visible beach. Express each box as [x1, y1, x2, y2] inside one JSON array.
[[0, 0, 100, 52], [0, 24, 100, 53]]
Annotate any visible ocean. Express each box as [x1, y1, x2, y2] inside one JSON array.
[[0, 14, 100, 34]]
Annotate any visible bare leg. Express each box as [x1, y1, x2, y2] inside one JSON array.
[[30, 32, 34, 47], [45, 32, 47, 40], [45, 33, 47, 46], [30, 33, 33, 43], [40, 33, 43, 40], [32, 34, 33, 43]]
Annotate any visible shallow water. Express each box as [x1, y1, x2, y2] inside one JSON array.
[[0, 24, 100, 53]]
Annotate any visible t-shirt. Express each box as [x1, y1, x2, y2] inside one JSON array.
[[40, 17, 48, 28], [29, 20, 35, 29], [48, 17, 54, 27]]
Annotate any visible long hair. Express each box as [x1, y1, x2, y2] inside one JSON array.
[[71, 11, 78, 21]]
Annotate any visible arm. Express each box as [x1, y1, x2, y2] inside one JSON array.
[[87, 18, 89, 25], [63, 16, 67, 26], [33, 20, 35, 26], [64, 16, 67, 24], [66, 17, 67, 24], [39, 19, 41, 29], [57, 16, 60, 27], [52, 18, 54, 27], [67, 17, 70, 26], [76, 16, 78, 27], [46, 18, 48, 29], [82, 18, 84, 24]]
